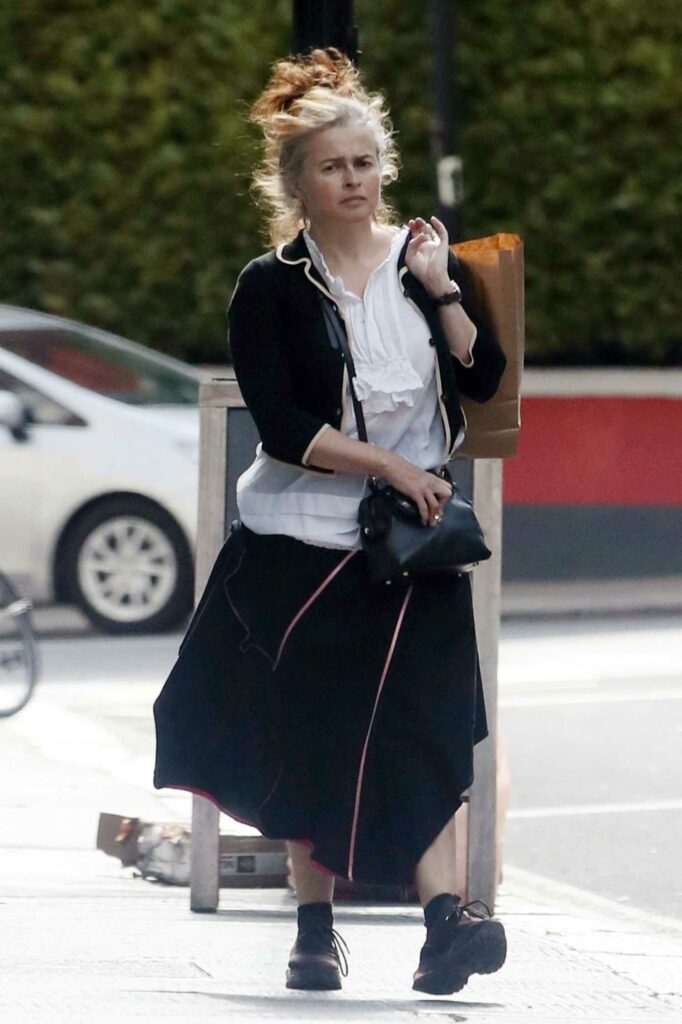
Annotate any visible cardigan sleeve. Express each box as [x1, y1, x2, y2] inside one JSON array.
[[228, 259, 334, 473], [446, 249, 507, 403]]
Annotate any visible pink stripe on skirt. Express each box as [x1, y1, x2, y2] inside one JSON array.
[[347, 583, 414, 880]]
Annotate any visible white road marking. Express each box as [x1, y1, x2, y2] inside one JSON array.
[[499, 626, 682, 687], [509, 798, 682, 820], [501, 686, 682, 708]]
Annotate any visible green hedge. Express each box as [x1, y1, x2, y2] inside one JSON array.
[[0, 1, 290, 363], [1, 1, 680, 365]]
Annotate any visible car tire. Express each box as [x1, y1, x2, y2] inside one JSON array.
[[61, 496, 193, 634]]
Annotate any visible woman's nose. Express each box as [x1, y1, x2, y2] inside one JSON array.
[[344, 165, 360, 186]]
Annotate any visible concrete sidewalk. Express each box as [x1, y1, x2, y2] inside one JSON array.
[[1, 845, 681, 1023], [3, 620, 681, 1021]]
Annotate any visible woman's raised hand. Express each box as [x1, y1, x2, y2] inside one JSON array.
[[405, 216, 452, 298], [382, 452, 453, 527]]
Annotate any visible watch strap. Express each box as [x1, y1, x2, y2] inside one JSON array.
[[433, 283, 462, 306]]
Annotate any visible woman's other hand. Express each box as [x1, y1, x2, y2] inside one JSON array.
[[383, 453, 453, 527], [304, 429, 452, 526], [405, 216, 451, 298]]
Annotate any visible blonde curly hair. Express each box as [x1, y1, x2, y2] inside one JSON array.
[[250, 48, 400, 246]]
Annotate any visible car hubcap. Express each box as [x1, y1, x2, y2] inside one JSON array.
[[78, 516, 177, 623]]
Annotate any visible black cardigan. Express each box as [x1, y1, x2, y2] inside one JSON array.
[[228, 229, 506, 475]]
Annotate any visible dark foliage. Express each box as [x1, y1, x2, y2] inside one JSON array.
[[1, 1, 679, 364]]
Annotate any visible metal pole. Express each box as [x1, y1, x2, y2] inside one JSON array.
[[430, 0, 463, 240], [292, 0, 358, 60]]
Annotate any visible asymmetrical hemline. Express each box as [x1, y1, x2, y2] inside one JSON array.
[[153, 523, 487, 887]]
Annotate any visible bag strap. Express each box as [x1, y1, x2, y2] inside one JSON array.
[[318, 296, 369, 445]]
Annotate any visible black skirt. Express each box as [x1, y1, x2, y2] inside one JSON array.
[[153, 523, 487, 887]]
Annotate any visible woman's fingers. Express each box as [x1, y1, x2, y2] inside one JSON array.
[[410, 217, 444, 240], [415, 494, 431, 526], [405, 226, 428, 243], [383, 456, 453, 526], [424, 490, 452, 525], [418, 481, 451, 526], [409, 218, 438, 245], [406, 231, 439, 261], [430, 215, 449, 244], [424, 490, 443, 525]]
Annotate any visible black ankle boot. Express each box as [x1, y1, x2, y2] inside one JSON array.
[[286, 902, 349, 991], [413, 894, 507, 995]]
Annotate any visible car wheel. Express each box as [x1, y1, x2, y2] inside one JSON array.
[[62, 497, 193, 634]]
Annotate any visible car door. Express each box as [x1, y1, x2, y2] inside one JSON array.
[[0, 366, 85, 599]]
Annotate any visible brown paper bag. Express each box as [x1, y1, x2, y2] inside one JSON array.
[[452, 233, 525, 459]]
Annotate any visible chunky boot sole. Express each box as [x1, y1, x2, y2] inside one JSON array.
[[412, 919, 507, 995], [286, 962, 342, 991]]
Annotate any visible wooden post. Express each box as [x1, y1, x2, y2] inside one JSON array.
[[190, 380, 239, 912], [467, 457, 503, 907]]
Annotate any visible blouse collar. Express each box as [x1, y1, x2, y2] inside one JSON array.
[[301, 226, 408, 300]]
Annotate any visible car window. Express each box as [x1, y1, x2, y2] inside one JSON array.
[[0, 368, 84, 426], [0, 327, 200, 406]]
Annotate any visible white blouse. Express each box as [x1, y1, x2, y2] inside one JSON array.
[[236, 226, 469, 551]]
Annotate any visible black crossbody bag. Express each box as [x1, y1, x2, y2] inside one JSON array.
[[319, 297, 491, 584]]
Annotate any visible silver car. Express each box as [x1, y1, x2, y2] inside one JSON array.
[[0, 305, 200, 633]]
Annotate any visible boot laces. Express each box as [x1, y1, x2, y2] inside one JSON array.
[[450, 898, 493, 923], [330, 927, 350, 977], [424, 898, 494, 957], [302, 924, 350, 977]]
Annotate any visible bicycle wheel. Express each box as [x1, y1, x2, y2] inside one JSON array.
[[0, 572, 39, 717]]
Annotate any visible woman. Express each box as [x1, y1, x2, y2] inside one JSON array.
[[154, 48, 507, 996]]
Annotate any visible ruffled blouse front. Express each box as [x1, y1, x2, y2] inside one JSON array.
[[236, 226, 460, 550], [305, 228, 426, 415]]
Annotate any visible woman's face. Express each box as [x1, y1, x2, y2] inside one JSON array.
[[295, 123, 382, 227]]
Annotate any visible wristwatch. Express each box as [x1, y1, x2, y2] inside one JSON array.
[[433, 282, 462, 306]]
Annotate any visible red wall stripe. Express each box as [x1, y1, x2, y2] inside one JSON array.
[[502, 396, 682, 506]]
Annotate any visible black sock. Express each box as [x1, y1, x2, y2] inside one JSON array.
[[297, 901, 333, 930], [423, 892, 458, 930]]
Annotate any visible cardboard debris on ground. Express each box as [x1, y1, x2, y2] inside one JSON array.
[[96, 812, 288, 888], [96, 812, 415, 900]]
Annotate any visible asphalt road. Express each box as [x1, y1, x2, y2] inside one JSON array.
[[19, 612, 682, 923], [499, 613, 682, 922]]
